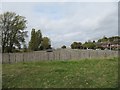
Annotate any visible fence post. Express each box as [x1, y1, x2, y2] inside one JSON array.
[[15, 53, 16, 63], [104, 52, 107, 58], [59, 51, 60, 60], [70, 52, 71, 60], [53, 52, 55, 60], [47, 52, 49, 60], [8, 53, 10, 64], [23, 53, 24, 62], [89, 51, 90, 59]]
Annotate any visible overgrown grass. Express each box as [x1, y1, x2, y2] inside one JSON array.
[[2, 58, 118, 88]]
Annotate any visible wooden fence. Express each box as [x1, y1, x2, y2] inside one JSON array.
[[2, 49, 118, 63]]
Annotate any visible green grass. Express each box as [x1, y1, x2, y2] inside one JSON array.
[[2, 58, 118, 88]]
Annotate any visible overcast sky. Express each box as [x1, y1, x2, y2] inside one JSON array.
[[1, 2, 118, 48]]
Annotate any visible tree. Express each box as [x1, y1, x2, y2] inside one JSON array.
[[82, 41, 96, 49], [108, 36, 120, 44], [29, 29, 36, 51], [93, 40, 96, 43], [61, 45, 66, 49], [71, 42, 82, 49], [0, 12, 28, 53], [71, 42, 77, 49], [29, 29, 42, 51], [98, 36, 108, 42], [36, 30, 42, 50], [41, 37, 51, 50]]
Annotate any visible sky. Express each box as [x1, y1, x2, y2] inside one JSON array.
[[1, 1, 118, 48]]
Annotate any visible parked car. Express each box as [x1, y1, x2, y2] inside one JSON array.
[[46, 49, 53, 52]]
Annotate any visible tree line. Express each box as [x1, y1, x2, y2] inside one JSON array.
[[29, 28, 51, 51], [62, 36, 120, 50], [0, 12, 119, 53], [0, 12, 51, 53]]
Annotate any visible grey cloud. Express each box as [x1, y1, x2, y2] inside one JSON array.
[[92, 11, 118, 39]]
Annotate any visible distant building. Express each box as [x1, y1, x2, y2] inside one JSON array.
[[96, 41, 120, 50]]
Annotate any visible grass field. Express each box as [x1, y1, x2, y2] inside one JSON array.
[[2, 58, 118, 88]]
